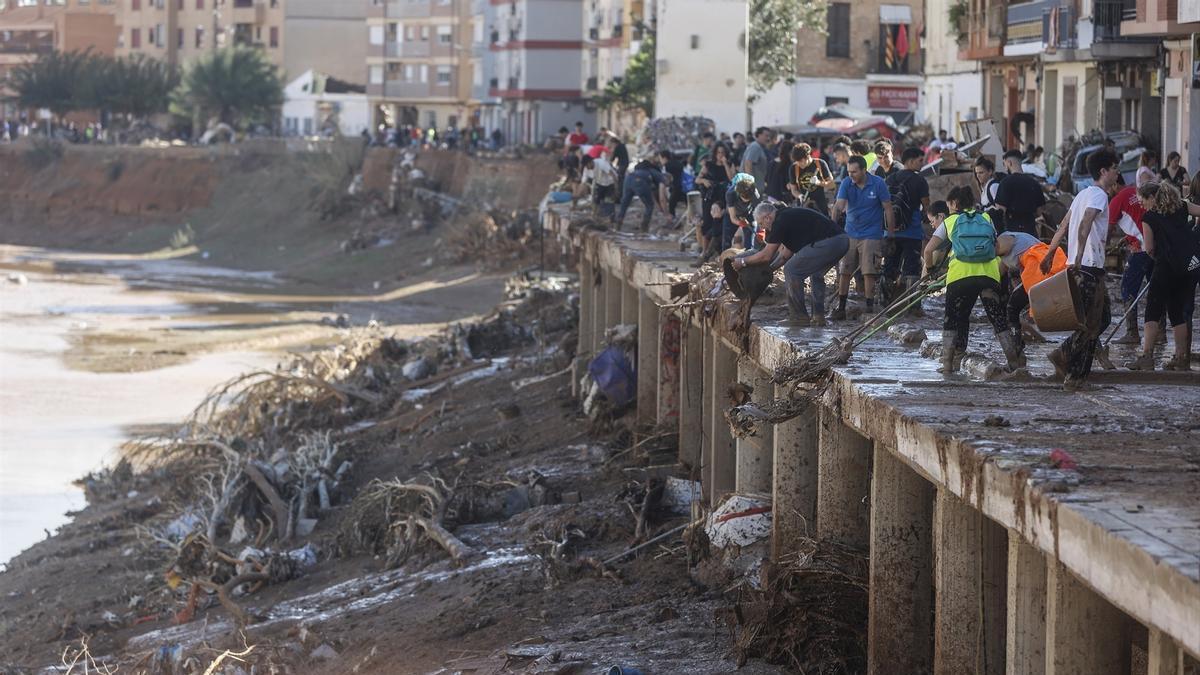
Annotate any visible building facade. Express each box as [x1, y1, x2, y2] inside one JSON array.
[[367, 0, 476, 132], [0, 0, 119, 120], [654, 0, 747, 133], [115, 0, 285, 70], [923, 0, 984, 135], [752, 0, 924, 128], [486, 0, 595, 145], [284, 0, 366, 85], [282, 69, 369, 137]]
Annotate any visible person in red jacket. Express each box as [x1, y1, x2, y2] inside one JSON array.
[[567, 121, 589, 148], [1108, 184, 1152, 344]]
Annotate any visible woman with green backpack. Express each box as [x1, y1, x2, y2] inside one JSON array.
[[922, 185, 1024, 375]]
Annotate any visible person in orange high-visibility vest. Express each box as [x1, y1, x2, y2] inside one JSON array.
[[996, 231, 1067, 357]]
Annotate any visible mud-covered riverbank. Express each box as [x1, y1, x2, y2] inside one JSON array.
[[0, 272, 778, 674]]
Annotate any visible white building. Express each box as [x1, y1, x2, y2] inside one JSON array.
[[653, 0, 748, 134], [920, 0, 982, 136], [283, 70, 370, 137], [486, 0, 596, 145]]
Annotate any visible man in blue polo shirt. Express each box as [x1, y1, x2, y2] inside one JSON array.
[[830, 155, 894, 319]]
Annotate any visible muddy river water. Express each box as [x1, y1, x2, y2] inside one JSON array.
[[0, 248, 292, 563]]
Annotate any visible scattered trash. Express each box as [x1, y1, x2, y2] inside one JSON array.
[[402, 356, 435, 381], [705, 495, 772, 549], [1049, 448, 1078, 470], [983, 414, 1010, 427]]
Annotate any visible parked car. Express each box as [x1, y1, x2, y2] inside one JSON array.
[[772, 124, 845, 156], [1069, 132, 1144, 193]]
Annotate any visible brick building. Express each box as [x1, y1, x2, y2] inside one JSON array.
[[0, 0, 119, 120], [751, 0, 924, 128], [115, 0, 285, 71]]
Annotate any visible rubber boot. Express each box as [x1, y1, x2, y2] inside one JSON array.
[[997, 330, 1026, 370], [938, 330, 960, 374], [1113, 304, 1140, 344]]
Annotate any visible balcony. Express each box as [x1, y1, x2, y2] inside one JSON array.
[[369, 0, 432, 19], [872, 24, 923, 76], [957, 3, 1004, 60], [612, 24, 623, 38], [588, 27, 599, 40], [1091, 0, 1160, 57], [381, 41, 431, 58]]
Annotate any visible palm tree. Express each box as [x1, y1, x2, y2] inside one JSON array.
[[170, 47, 283, 134], [8, 50, 93, 133], [106, 54, 180, 121]]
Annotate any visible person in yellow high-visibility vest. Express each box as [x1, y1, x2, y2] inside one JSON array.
[[923, 185, 1024, 375]]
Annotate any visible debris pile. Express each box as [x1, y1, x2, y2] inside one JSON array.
[[444, 208, 540, 267], [634, 116, 716, 156], [108, 271, 579, 629], [723, 538, 869, 672]]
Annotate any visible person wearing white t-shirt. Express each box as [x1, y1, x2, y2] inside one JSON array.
[[1039, 148, 1121, 391]]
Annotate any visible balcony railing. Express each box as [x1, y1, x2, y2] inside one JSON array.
[[1093, 0, 1131, 39], [612, 24, 623, 38], [1042, 6, 1077, 48]]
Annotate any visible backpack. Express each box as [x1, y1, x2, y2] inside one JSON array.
[[886, 170, 922, 230], [949, 210, 996, 263]]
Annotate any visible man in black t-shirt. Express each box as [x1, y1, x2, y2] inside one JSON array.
[[730, 205, 850, 325], [994, 150, 1046, 235], [659, 150, 687, 217]]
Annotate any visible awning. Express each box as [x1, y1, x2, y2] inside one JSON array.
[[880, 4, 913, 24]]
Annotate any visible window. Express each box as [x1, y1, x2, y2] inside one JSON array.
[[269, 26, 278, 47], [419, 64, 428, 82], [369, 24, 384, 45], [196, 0, 203, 8], [473, 19, 483, 45], [155, 23, 163, 47], [472, 60, 482, 86], [130, 27, 141, 48], [369, 65, 383, 84], [404, 64, 414, 80], [826, 3, 850, 58], [419, 25, 429, 40], [437, 25, 452, 44], [387, 22, 398, 41], [176, 27, 183, 48], [436, 65, 451, 84], [131, 0, 140, 10], [195, 26, 203, 48], [405, 26, 414, 40]]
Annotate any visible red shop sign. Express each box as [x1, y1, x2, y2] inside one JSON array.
[[868, 85, 919, 111]]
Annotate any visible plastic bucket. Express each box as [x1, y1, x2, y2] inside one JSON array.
[[1028, 269, 1085, 332]]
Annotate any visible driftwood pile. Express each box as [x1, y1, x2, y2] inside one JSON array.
[[723, 537, 869, 673]]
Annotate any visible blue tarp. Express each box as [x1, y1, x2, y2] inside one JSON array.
[[588, 346, 636, 407]]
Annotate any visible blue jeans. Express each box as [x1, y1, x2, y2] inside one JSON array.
[[616, 188, 654, 230], [783, 234, 849, 317], [1121, 251, 1153, 303], [722, 216, 759, 250]]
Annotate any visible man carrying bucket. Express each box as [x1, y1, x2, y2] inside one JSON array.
[[1040, 148, 1120, 392]]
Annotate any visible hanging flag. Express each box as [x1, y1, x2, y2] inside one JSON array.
[[884, 26, 896, 69], [896, 23, 909, 60]]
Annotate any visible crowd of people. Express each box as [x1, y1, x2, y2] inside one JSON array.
[[365, 123, 504, 151], [1, 118, 108, 144], [567, 121, 1197, 392]]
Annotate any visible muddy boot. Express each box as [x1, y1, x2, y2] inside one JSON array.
[[938, 330, 962, 374], [828, 307, 846, 321], [997, 330, 1026, 371], [1125, 353, 1155, 370], [1113, 304, 1140, 344], [1047, 347, 1068, 380], [1162, 352, 1191, 371]]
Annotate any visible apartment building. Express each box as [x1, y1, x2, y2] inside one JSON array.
[[654, 0, 747, 133], [751, 0, 925, 127], [485, 0, 595, 145], [0, 0, 119, 119], [284, 0, 366, 85], [115, 0, 285, 70], [582, 0, 649, 131], [367, 0, 475, 132], [958, 0, 1194, 158]]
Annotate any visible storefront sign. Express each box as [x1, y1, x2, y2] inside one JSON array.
[[868, 85, 919, 111]]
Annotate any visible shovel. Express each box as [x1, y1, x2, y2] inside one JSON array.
[[1095, 282, 1150, 370]]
